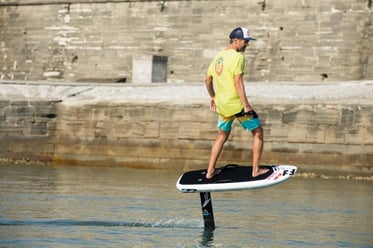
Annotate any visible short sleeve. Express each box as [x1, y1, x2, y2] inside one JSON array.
[[233, 53, 245, 75]]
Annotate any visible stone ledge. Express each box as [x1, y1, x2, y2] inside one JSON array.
[[0, 81, 372, 177]]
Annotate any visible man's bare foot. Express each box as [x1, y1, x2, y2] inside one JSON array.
[[206, 169, 221, 179], [252, 167, 269, 177]]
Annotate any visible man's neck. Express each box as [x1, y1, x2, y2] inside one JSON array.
[[226, 44, 239, 52]]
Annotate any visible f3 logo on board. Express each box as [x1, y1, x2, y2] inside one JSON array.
[[282, 169, 296, 176]]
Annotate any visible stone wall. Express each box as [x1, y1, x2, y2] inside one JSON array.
[[0, 0, 372, 83], [0, 99, 59, 162], [0, 91, 372, 177]]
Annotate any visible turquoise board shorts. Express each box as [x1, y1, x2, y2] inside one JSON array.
[[217, 111, 261, 132]]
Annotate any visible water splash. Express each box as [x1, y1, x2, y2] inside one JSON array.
[[0, 218, 203, 229]]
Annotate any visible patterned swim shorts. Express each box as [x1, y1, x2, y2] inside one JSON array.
[[217, 110, 261, 132]]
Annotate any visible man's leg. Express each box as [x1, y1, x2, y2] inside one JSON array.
[[251, 125, 268, 177], [206, 129, 230, 179]]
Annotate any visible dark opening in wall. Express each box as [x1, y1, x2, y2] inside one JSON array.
[[71, 55, 78, 63], [42, 113, 57, 119], [320, 73, 328, 80], [160, 0, 166, 12], [116, 77, 127, 83], [258, 0, 266, 11]]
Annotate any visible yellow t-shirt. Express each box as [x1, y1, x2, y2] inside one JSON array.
[[207, 49, 245, 117]]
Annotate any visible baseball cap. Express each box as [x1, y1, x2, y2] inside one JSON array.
[[229, 27, 256, 41]]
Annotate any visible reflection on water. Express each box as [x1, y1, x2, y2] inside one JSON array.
[[0, 164, 372, 247]]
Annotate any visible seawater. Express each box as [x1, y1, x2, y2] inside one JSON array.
[[0, 164, 372, 248]]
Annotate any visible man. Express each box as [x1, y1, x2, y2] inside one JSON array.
[[205, 27, 268, 179]]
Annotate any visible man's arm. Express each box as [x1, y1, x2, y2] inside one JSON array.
[[205, 75, 216, 112], [234, 74, 252, 112], [205, 75, 215, 98]]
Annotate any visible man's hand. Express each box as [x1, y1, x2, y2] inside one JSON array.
[[209, 97, 216, 112], [245, 110, 258, 118]]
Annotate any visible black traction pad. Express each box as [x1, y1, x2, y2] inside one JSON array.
[[179, 164, 274, 185]]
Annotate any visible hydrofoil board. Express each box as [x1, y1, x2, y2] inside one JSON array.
[[176, 164, 297, 193]]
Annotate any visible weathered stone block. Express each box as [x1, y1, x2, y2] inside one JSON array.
[[24, 120, 48, 136], [159, 122, 179, 139], [305, 125, 326, 143], [269, 124, 288, 139], [314, 106, 341, 126], [345, 127, 366, 145], [341, 107, 355, 126], [354, 106, 373, 126], [325, 125, 346, 144], [284, 107, 315, 125], [264, 108, 284, 124], [178, 122, 201, 140], [271, 142, 299, 153], [287, 124, 307, 142]]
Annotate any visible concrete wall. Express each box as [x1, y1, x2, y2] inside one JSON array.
[[1, 0, 372, 83], [0, 89, 371, 177]]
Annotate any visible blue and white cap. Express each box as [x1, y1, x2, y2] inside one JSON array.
[[229, 27, 256, 41]]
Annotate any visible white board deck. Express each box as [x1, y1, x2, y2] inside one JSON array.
[[176, 164, 297, 193]]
